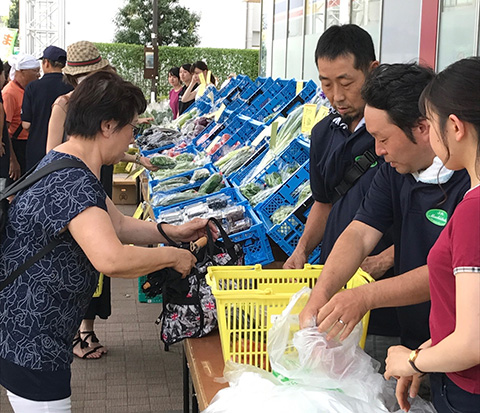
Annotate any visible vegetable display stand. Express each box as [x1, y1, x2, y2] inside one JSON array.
[[228, 142, 269, 183], [206, 264, 373, 370]]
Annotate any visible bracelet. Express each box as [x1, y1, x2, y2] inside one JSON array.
[[135, 153, 142, 165], [408, 348, 427, 375]]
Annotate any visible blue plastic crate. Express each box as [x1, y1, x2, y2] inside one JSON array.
[[208, 117, 266, 162], [239, 136, 310, 186], [266, 195, 321, 264], [140, 143, 175, 157], [254, 160, 310, 230], [152, 187, 247, 218], [229, 203, 274, 266], [228, 141, 269, 184], [148, 163, 219, 196]]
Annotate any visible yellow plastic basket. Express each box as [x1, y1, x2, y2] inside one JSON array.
[[206, 264, 374, 370]]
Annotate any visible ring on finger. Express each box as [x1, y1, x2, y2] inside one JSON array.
[[337, 318, 346, 326]]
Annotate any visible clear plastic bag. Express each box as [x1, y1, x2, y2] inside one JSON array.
[[205, 288, 436, 413]]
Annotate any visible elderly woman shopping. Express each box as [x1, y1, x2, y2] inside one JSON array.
[[0, 71, 212, 413]]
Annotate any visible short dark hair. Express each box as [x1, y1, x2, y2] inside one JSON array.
[[0, 59, 3, 75], [168, 66, 180, 79], [419, 57, 480, 172], [43, 58, 66, 69], [65, 71, 147, 139], [191, 61, 216, 85], [181, 63, 192, 72], [362, 63, 435, 143], [314, 24, 376, 73]]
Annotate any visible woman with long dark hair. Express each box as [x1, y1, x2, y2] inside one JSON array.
[[385, 57, 480, 413]]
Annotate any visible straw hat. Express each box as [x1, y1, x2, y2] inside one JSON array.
[[63, 41, 110, 76]]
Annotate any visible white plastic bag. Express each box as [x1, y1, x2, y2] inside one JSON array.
[[204, 288, 437, 413]]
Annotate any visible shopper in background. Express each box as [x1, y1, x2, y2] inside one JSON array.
[[2, 53, 40, 176], [167, 66, 182, 120], [21, 45, 73, 170], [46, 40, 157, 360], [0, 71, 214, 412], [385, 57, 480, 413], [220, 72, 236, 90], [180, 61, 216, 107], [178, 63, 196, 116], [284, 24, 399, 368]]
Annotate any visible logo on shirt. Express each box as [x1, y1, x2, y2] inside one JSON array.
[[425, 209, 448, 227], [354, 155, 378, 168]]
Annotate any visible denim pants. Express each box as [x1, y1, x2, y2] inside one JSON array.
[[430, 372, 480, 413]]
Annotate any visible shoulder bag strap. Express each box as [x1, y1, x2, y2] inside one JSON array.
[[0, 158, 90, 293], [1, 158, 88, 200], [331, 148, 378, 204]]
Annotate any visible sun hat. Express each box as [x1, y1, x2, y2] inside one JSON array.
[[63, 41, 109, 76]]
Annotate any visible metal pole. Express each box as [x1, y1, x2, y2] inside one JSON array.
[[151, 0, 159, 103]]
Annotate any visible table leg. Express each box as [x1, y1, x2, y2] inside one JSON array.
[[183, 352, 190, 413]]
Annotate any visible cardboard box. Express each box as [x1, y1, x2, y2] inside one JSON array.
[[113, 174, 138, 205]]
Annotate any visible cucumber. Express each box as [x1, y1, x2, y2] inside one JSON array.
[[198, 173, 223, 194]]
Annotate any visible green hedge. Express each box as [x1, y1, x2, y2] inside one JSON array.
[[95, 43, 259, 99]]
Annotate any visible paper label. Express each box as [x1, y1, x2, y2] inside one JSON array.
[[296, 81, 303, 95], [125, 162, 133, 173], [314, 105, 330, 124], [301, 104, 318, 134], [131, 167, 145, 180], [214, 103, 226, 121]]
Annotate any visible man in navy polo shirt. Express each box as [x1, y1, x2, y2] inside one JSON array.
[[284, 24, 400, 366], [22, 45, 73, 170], [300, 64, 470, 358]]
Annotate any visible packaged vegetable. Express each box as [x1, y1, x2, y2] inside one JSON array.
[[155, 190, 199, 207], [198, 173, 223, 194], [227, 217, 252, 234], [207, 194, 230, 210], [184, 202, 210, 219], [190, 168, 211, 183], [150, 155, 176, 169], [265, 172, 282, 188], [271, 205, 295, 225], [175, 153, 195, 163], [224, 205, 245, 222], [240, 183, 263, 201]]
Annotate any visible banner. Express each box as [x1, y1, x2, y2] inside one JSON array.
[[0, 28, 18, 61]]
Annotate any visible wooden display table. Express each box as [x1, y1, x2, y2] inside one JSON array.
[[183, 331, 228, 412]]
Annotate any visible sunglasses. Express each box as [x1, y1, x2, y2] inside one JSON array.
[[129, 123, 141, 137]]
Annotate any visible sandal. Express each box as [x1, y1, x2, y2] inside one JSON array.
[[80, 331, 107, 355], [73, 334, 102, 359]]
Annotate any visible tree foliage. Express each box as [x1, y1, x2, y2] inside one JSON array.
[[113, 0, 200, 47], [8, 0, 19, 29]]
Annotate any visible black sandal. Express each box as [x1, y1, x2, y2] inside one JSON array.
[[73, 334, 101, 359], [80, 331, 107, 354]]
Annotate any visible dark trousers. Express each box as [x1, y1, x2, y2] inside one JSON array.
[[12, 139, 27, 176], [431, 372, 480, 413]]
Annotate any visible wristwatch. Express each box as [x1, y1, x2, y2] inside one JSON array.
[[135, 153, 142, 165], [408, 348, 426, 374]]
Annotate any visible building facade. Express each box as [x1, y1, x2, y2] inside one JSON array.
[[260, 0, 480, 82]]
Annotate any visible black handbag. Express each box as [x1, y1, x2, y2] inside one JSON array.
[[142, 217, 244, 346]]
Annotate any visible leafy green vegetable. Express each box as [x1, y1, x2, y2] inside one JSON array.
[[175, 153, 195, 162], [271, 205, 295, 225], [155, 190, 200, 207], [240, 182, 263, 201], [265, 172, 282, 188], [150, 155, 176, 169]]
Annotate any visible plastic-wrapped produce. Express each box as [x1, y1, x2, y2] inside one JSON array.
[[190, 168, 211, 183], [207, 194, 230, 210], [155, 190, 199, 207], [240, 182, 263, 201], [271, 205, 295, 225], [227, 217, 252, 234], [136, 127, 181, 151], [158, 208, 184, 225], [224, 205, 245, 222], [198, 173, 223, 194], [184, 202, 210, 219], [150, 155, 177, 169], [265, 172, 282, 188]]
